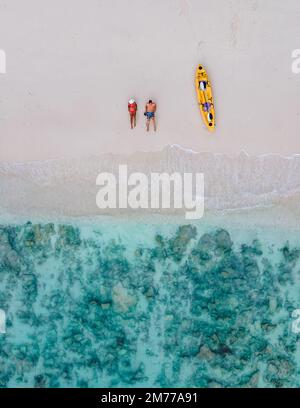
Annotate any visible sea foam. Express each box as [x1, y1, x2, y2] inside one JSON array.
[[0, 145, 300, 216]]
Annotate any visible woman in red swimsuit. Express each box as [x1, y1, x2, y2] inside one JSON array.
[[128, 99, 137, 129]]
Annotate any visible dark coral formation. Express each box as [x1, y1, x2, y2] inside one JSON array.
[[0, 222, 299, 387]]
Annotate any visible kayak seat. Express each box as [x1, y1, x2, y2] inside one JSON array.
[[199, 81, 207, 91]]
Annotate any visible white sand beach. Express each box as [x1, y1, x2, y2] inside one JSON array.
[[2, 2, 300, 392], [0, 0, 300, 162]]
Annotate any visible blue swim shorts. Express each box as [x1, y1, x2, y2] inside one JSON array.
[[146, 112, 155, 119]]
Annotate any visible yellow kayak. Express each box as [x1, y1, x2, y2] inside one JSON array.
[[195, 65, 215, 132]]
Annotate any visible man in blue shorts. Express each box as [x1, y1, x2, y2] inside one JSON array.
[[144, 100, 157, 132]]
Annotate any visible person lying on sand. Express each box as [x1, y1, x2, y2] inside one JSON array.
[[144, 100, 157, 132], [128, 98, 137, 129]]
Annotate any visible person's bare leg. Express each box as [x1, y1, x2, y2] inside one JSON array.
[[153, 117, 157, 131], [134, 114, 136, 127], [146, 118, 150, 131], [130, 116, 134, 129]]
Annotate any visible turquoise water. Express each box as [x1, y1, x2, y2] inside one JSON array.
[[0, 218, 300, 388]]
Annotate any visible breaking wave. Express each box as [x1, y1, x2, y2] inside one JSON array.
[[0, 145, 300, 216]]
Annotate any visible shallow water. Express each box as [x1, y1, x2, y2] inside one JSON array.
[[0, 217, 300, 388]]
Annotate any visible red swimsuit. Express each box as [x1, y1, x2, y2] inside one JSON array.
[[128, 102, 137, 116]]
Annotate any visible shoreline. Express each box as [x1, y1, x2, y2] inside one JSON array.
[[1, 144, 300, 222], [1, 143, 300, 165]]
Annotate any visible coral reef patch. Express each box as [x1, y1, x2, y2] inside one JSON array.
[[0, 222, 299, 387]]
